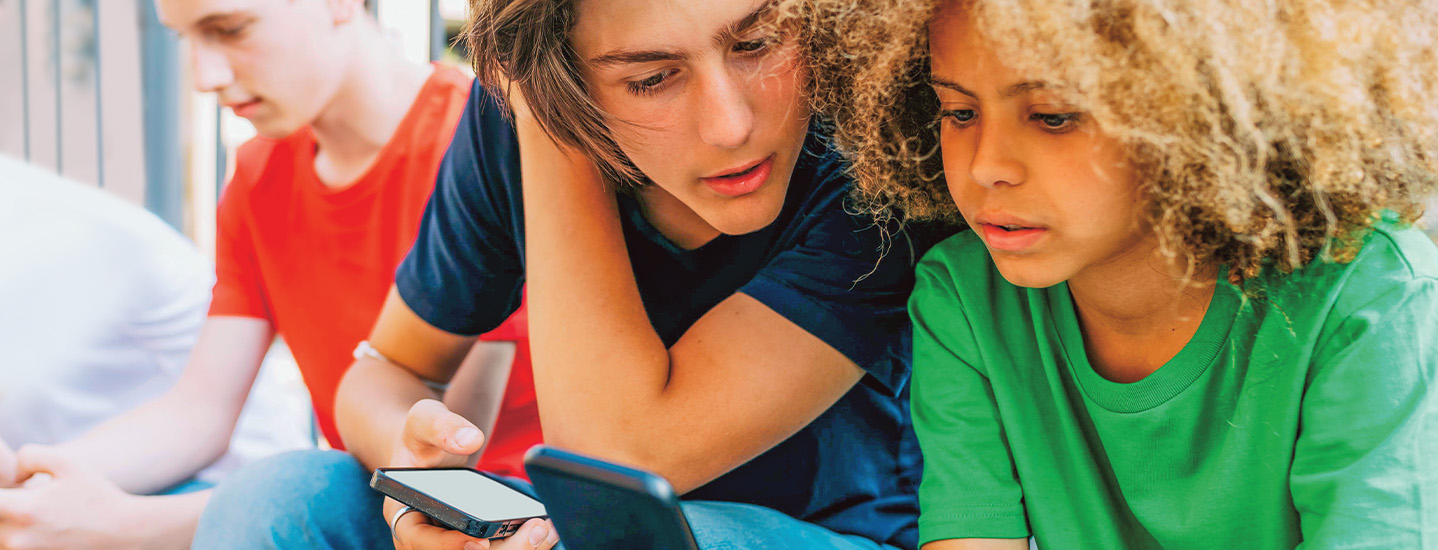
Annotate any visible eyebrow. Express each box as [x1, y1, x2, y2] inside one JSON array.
[[930, 76, 1049, 99], [713, 0, 778, 48], [586, 0, 778, 68], [193, 11, 249, 30], [930, 76, 977, 98]]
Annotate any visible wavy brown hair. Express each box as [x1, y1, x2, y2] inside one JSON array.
[[792, 0, 1438, 280], [464, 0, 648, 186]]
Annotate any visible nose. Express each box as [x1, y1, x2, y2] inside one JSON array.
[[190, 41, 235, 94], [968, 119, 1025, 189], [695, 71, 756, 150]]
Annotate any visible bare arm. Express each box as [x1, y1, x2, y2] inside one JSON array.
[[924, 539, 1030, 550], [334, 287, 480, 471], [516, 118, 864, 492], [0, 318, 270, 550], [47, 316, 273, 494]]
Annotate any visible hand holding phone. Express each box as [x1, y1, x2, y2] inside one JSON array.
[[372, 468, 548, 538], [381, 400, 558, 550]]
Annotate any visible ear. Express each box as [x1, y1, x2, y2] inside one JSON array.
[[326, 0, 365, 25]]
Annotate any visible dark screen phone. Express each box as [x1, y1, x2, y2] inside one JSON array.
[[524, 445, 700, 550]]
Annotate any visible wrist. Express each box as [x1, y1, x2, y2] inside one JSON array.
[[121, 490, 210, 550]]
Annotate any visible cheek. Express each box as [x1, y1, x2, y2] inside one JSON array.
[[939, 129, 975, 207], [750, 52, 809, 121]]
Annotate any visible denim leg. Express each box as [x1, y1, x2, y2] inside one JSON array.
[[192, 450, 392, 550], [681, 501, 902, 550], [153, 478, 214, 496]]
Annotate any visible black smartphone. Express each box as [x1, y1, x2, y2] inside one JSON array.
[[524, 445, 700, 550], [370, 467, 548, 539]]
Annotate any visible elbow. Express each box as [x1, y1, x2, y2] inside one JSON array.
[[541, 419, 686, 486], [332, 362, 370, 449]]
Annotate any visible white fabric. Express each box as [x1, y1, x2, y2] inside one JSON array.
[[0, 156, 313, 487]]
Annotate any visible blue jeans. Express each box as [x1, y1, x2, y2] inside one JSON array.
[[193, 450, 903, 550]]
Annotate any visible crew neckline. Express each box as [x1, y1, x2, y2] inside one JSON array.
[[1050, 270, 1242, 413]]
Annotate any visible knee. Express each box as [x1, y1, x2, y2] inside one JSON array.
[[194, 450, 379, 549]]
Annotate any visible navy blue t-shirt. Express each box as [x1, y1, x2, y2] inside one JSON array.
[[397, 82, 929, 548]]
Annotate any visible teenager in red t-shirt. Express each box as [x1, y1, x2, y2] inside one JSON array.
[[0, 1, 544, 549]]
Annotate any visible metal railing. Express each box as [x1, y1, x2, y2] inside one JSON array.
[[5, 0, 453, 231]]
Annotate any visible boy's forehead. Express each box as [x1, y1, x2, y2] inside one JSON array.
[[155, 0, 279, 28], [572, 0, 771, 59]]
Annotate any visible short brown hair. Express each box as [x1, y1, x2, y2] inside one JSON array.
[[464, 0, 646, 186]]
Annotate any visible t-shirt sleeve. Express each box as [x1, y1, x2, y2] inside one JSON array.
[[738, 207, 919, 396], [395, 85, 525, 336], [208, 176, 273, 322], [1290, 275, 1438, 548], [909, 254, 1030, 544]]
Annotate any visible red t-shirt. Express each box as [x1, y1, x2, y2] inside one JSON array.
[[209, 65, 539, 479]]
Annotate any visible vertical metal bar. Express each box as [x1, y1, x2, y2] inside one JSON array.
[[215, 105, 226, 198], [20, 0, 31, 161], [367, 0, 378, 16], [139, 0, 182, 228], [429, 0, 444, 62], [53, 0, 62, 173], [92, 0, 103, 188]]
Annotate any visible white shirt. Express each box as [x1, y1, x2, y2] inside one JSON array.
[[0, 156, 313, 486]]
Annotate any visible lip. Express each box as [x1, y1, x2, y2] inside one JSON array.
[[225, 99, 263, 118], [974, 213, 1048, 252], [700, 155, 774, 197]]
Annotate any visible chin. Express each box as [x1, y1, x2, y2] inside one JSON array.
[[705, 191, 788, 236], [250, 116, 304, 140], [991, 258, 1067, 289]]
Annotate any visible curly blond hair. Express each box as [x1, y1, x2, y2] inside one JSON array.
[[792, 0, 1438, 280]]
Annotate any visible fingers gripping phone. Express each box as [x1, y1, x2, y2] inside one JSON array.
[[370, 467, 548, 539]]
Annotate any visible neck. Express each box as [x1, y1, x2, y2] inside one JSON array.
[[635, 185, 722, 250], [309, 21, 432, 188], [1067, 238, 1219, 382]]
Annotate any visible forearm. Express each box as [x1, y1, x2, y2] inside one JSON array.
[[443, 341, 519, 463], [334, 358, 442, 470], [52, 390, 236, 494], [517, 122, 675, 460], [119, 490, 212, 550]]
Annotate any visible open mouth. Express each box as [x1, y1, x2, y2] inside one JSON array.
[[701, 155, 776, 197], [716, 161, 764, 179], [979, 222, 1048, 252]]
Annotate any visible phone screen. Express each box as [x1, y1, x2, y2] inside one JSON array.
[[385, 469, 548, 521]]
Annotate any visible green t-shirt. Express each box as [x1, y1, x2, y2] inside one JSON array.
[[910, 223, 1438, 549]]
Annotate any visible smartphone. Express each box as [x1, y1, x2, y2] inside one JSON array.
[[524, 445, 700, 550], [370, 467, 548, 539]]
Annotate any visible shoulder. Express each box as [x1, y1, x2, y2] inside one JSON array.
[[430, 63, 473, 92], [226, 134, 305, 197], [1272, 218, 1438, 319], [915, 230, 992, 297], [0, 158, 205, 273]]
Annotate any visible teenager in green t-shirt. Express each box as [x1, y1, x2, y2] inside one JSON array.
[[794, 0, 1438, 547]]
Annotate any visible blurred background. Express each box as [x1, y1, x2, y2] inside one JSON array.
[[1, 0, 472, 251], [1, 0, 475, 446], [0, 0, 1436, 446]]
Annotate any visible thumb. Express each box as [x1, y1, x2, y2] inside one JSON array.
[[434, 409, 485, 457], [403, 399, 485, 462], [15, 445, 75, 480]]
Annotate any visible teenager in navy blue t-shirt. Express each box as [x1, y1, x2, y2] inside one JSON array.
[[331, 2, 935, 550]]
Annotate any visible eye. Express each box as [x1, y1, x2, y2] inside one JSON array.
[[206, 20, 252, 41], [1031, 112, 1081, 132], [625, 69, 678, 97], [733, 36, 775, 55], [940, 109, 977, 129]]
